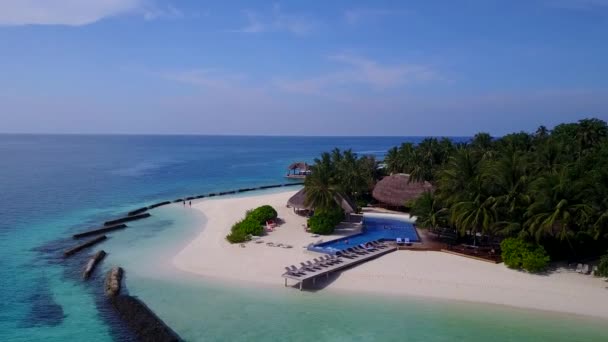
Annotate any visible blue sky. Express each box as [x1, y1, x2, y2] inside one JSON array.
[[1, 0, 607, 136]]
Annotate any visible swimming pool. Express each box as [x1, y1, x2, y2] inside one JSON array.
[[309, 213, 419, 254]]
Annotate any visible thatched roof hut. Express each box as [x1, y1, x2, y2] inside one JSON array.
[[372, 173, 432, 207], [286, 162, 311, 179], [287, 188, 356, 214], [287, 162, 309, 171]]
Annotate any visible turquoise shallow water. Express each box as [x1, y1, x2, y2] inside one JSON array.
[[0, 134, 606, 341]]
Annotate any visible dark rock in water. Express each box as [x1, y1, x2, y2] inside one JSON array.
[[148, 201, 171, 209], [195, 195, 206, 198], [185, 196, 195, 200], [19, 280, 66, 328], [64, 235, 107, 257], [83, 250, 107, 280], [259, 184, 281, 189], [72, 224, 126, 239], [104, 267, 123, 297], [173, 199, 184, 203], [111, 295, 182, 342], [104, 213, 151, 226], [208, 193, 216, 197], [127, 207, 148, 216]]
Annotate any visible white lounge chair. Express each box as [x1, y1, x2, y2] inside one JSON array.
[[582, 264, 590, 274], [576, 263, 583, 273], [396, 238, 404, 245]]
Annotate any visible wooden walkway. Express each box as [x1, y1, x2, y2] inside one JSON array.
[[282, 246, 398, 290]]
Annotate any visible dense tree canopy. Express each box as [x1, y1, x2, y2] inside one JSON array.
[[305, 118, 608, 261], [304, 148, 377, 211], [409, 118, 608, 259]]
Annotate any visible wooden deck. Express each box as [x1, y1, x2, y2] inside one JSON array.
[[282, 246, 398, 290]]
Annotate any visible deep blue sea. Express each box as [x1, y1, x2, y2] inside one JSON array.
[[1, 134, 606, 341]]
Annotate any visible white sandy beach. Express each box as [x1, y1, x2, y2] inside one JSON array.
[[173, 190, 608, 319]]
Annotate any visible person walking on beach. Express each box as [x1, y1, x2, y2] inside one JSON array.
[[189, 201, 191, 207], [183, 200, 185, 206]]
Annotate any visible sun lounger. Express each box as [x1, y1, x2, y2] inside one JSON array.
[[306, 261, 323, 270], [321, 255, 338, 265], [576, 263, 583, 273], [300, 262, 317, 272], [346, 247, 364, 255], [396, 237, 404, 245], [313, 258, 329, 267], [372, 241, 388, 249], [403, 238, 412, 246], [337, 251, 356, 259], [592, 265, 598, 275], [284, 267, 303, 277], [353, 246, 371, 254], [324, 255, 341, 264], [290, 265, 307, 275], [371, 241, 386, 248]]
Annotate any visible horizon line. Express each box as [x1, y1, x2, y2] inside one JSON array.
[[0, 132, 477, 138]]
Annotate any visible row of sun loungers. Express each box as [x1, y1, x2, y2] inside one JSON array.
[[283, 255, 344, 278], [282, 240, 390, 278], [336, 241, 390, 259]]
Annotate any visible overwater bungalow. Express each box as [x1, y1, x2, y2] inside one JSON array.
[[372, 173, 433, 210], [285, 162, 311, 179]]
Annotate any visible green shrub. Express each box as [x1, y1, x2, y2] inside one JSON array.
[[247, 205, 278, 224], [232, 218, 264, 236], [597, 252, 608, 277], [308, 207, 344, 235], [226, 230, 249, 243], [226, 205, 275, 243], [501, 237, 550, 273]]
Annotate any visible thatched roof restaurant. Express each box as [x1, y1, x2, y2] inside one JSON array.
[[287, 188, 356, 214], [372, 173, 433, 208]]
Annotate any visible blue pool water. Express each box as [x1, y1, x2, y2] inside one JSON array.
[[310, 214, 419, 254]]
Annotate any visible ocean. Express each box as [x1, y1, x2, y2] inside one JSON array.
[[0, 134, 605, 341]]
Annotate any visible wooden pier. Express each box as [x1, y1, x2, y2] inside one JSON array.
[[282, 246, 397, 290]]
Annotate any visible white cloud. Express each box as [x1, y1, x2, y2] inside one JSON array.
[[231, 4, 316, 35], [0, 0, 144, 26], [0, 0, 188, 26], [274, 54, 440, 95]]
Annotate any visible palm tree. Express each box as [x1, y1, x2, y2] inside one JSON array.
[[576, 118, 608, 153], [410, 191, 448, 231], [525, 168, 592, 244], [535, 125, 549, 139], [450, 197, 497, 245], [486, 149, 531, 220], [304, 153, 340, 211], [471, 132, 495, 160], [436, 148, 481, 204]]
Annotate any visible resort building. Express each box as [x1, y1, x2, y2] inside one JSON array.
[[286, 188, 356, 217], [372, 173, 433, 209]]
